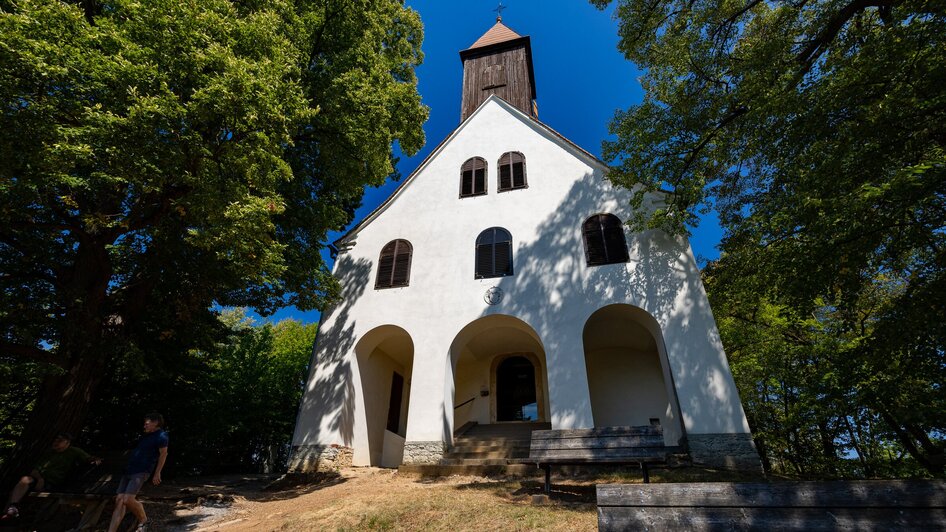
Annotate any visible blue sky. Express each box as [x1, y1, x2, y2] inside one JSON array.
[[262, 0, 724, 324]]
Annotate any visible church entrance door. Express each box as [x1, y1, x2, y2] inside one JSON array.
[[496, 356, 538, 422]]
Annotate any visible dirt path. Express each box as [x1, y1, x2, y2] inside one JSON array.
[[183, 468, 597, 531]]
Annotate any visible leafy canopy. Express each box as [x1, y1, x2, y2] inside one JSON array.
[[0, 0, 427, 478], [0, 0, 427, 361], [594, 0, 945, 475]]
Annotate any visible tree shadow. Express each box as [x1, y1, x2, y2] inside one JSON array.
[[469, 169, 746, 436], [291, 256, 371, 451]]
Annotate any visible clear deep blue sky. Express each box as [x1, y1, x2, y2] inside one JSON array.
[[261, 0, 724, 324]]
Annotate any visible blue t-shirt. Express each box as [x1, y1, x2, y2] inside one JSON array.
[[125, 430, 169, 475]]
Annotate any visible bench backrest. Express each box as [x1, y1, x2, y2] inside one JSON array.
[[530, 426, 667, 461], [597, 480, 946, 531]]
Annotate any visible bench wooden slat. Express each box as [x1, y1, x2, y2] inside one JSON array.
[[598, 506, 946, 531], [528, 427, 672, 494], [597, 481, 946, 509], [530, 435, 664, 449], [532, 449, 669, 461]]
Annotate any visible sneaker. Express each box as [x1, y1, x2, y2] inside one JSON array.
[[0, 506, 19, 521], [133, 520, 148, 531]]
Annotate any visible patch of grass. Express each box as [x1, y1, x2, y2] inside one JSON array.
[[311, 480, 596, 531]]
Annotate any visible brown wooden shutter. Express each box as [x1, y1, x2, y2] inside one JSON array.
[[602, 218, 630, 263], [391, 242, 411, 287], [475, 228, 513, 278], [475, 244, 493, 278], [461, 157, 487, 197], [583, 214, 628, 266], [498, 152, 526, 191], [499, 153, 512, 190], [474, 167, 486, 194], [512, 159, 525, 188], [376, 239, 412, 288], [495, 241, 513, 275], [461, 169, 474, 196]]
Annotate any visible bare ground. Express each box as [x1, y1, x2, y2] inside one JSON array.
[[183, 468, 598, 531], [7, 466, 762, 531]]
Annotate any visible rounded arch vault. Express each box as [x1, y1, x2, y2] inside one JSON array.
[[447, 315, 549, 439], [353, 325, 414, 467], [582, 304, 684, 445]]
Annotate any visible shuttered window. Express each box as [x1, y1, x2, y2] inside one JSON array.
[[460, 157, 487, 197], [475, 227, 513, 279], [498, 152, 527, 192], [582, 214, 629, 266], [375, 239, 412, 289]]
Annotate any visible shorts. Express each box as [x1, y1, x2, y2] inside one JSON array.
[[27, 476, 55, 492], [116, 473, 149, 495]]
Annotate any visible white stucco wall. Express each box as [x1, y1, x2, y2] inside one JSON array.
[[291, 97, 751, 459]]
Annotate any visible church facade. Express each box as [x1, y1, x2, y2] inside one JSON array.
[[289, 20, 760, 472]]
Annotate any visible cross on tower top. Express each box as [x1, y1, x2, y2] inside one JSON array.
[[493, 2, 507, 22]]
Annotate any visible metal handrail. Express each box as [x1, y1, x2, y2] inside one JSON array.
[[454, 397, 476, 410]]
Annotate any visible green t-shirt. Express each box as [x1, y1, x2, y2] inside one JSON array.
[[36, 446, 92, 486]]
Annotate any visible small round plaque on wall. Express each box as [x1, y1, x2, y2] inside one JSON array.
[[484, 286, 504, 305]]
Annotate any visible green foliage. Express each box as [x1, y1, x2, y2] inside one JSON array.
[[596, 0, 945, 475], [0, 0, 426, 475], [81, 311, 315, 474], [707, 268, 941, 477]]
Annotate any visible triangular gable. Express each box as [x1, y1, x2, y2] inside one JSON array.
[[333, 95, 609, 248]]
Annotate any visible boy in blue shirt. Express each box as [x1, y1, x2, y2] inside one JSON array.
[[107, 413, 168, 532]]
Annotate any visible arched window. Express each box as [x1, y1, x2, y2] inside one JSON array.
[[475, 227, 513, 279], [498, 151, 527, 191], [375, 239, 412, 289], [460, 157, 487, 197], [582, 214, 629, 266]]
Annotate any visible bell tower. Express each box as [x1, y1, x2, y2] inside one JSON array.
[[459, 17, 537, 121]]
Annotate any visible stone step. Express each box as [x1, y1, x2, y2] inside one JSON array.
[[444, 449, 530, 460], [398, 463, 542, 478], [457, 441, 532, 447], [452, 440, 530, 451], [461, 423, 550, 437]]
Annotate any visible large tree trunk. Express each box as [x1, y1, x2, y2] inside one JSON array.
[[0, 349, 108, 485], [0, 238, 113, 487]]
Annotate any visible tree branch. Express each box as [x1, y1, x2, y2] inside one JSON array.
[[794, 0, 898, 82], [678, 105, 749, 177], [0, 341, 66, 369]]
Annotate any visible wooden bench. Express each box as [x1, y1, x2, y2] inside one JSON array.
[[597, 480, 946, 531], [525, 426, 672, 494], [27, 452, 127, 530]]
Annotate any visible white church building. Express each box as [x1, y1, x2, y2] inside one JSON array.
[[290, 19, 760, 473]]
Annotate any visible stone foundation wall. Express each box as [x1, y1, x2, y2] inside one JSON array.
[[287, 444, 353, 473], [402, 441, 447, 464], [687, 433, 763, 472]]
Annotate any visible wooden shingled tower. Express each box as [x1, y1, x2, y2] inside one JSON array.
[[459, 16, 537, 121]]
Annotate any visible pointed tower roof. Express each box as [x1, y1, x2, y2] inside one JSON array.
[[465, 19, 523, 50]]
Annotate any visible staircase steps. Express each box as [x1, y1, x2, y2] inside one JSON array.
[[399, 422, 550, 478]]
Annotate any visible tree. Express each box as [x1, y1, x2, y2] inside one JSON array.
[[0, 0, 427, 480], [705, 267, 940, 477], [593, 0, 945, 475], [82, 311, 315, 474]]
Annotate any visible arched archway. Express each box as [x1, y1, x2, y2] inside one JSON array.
[[582, 304, 683, 445], [354, 325, 414, 467], [447, 315, 549, 437]]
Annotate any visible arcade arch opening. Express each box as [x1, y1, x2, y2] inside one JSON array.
[[582, 304, 683, 445]]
